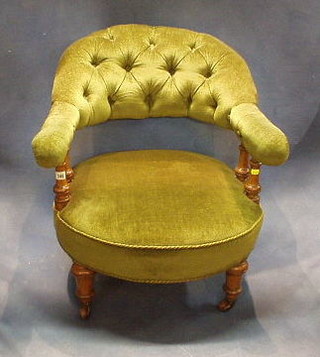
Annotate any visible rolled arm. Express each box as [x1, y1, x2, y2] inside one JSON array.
[[32, 101, 80, 168], [229, 103, 290, 166]]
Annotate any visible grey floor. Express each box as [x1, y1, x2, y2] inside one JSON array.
[[1, 115, 319, 357]]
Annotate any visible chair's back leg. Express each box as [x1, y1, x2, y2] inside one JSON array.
[[217, 260, 249, 312]]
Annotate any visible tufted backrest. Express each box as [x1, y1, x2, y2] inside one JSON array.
[[52, 24, 258, 130]]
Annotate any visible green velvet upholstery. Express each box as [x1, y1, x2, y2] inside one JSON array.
[[229, 103, 289, 165], [32, 24, 289, 168], [55, 150, 263, 282]]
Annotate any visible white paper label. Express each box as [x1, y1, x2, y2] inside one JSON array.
[[55, 171, 66, 180]]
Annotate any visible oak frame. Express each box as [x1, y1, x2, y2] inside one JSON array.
[[54, 144, 262, 319]]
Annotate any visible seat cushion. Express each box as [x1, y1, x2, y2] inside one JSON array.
[[55, 150, 263, 282]]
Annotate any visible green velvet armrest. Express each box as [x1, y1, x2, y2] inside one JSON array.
[[229, 103, 290, 166], [32, 101, 80, 168]]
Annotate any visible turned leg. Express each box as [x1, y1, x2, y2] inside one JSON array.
[[71, 262, 96, 319], [217, 260, 249, 312]]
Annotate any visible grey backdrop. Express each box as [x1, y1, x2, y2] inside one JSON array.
[[1, 1, 319, 357]]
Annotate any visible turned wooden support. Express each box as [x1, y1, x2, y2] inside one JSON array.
[[218, 260, 249, 312], [54, 158, 71, 211], [65, 152, 74, 183], [245, 160, 262, 204], [71, 263, 96, 319], [235, 144, 250, 182]]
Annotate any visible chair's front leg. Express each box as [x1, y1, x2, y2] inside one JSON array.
[[71, 263, 96, 319], [217, 260, 249, 312]]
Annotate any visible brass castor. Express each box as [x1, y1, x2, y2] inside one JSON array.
[[218, 298, 235, 312], [80, 304, 91, 319], [217, 261, 248, 312]]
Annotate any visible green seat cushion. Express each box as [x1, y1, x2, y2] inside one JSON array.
[[55, 150, 263, 282]]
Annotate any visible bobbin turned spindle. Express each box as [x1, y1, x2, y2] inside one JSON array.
[[245, 159, 262, 204], [65, 152, 74, 183], [53, 158, 70, 211], [235, 144, 250, 182]]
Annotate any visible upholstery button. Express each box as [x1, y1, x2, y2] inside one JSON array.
[[122, 58, 135, 71], [91, 57, 107, 67], [83, 88, 90, 98], [203, 68, 213, 78], [91, 59, 100, 67], [108, 95, 116, 105], [186, 95, 193, 107], [163, 56, 178, 76], [145, 94, 153, 108]]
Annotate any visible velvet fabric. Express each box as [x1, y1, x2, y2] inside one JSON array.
[[55, 150, 263, 282], [229, 104, 289, 165], [32, 24, 289, 167]]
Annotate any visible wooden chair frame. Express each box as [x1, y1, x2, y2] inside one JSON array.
[[54, 144, 262, 319]]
